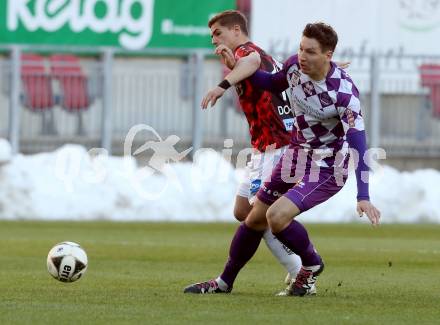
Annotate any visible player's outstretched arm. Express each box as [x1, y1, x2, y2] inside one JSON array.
[[250, 69, 288, 93], [346, 130, 381, 226], [201, 52, 261, 109]]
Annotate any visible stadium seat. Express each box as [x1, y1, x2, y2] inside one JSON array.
[[420, 64, 440, 118], [49, 54, 91, 135], [20, 53, 57, 135]]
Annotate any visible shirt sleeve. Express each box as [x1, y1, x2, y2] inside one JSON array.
[[336, 77, 369, 201], [248, 55, 295, 93], [336, 73, 365, 134], [249, 69, 288, 93], [346, 130, 370, 201], [235, 44, 256, 60]]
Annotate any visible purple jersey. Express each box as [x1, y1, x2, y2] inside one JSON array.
[[252, 55, 371, 208], [282, 55, 365, 167]]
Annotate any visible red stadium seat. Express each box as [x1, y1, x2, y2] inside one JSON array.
[[49, 54, 90, 112], [21, 53, 54, 111], [420, 64, 440, 118], [21, 53, 57, 135], [49, 54, 90, 135]]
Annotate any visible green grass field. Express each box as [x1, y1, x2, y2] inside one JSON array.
[[0, 221, 439, 324]]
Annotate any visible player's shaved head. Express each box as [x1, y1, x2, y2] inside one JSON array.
[[303, 22, 338, 53], [208, 10, 249, 36]]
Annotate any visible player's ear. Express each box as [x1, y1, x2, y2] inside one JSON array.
[[233, 24, 241, 35], [326, 50, 333, 61]]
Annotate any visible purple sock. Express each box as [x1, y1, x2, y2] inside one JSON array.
[[220, 223, 264, 288], [274, 220, 321, 267]]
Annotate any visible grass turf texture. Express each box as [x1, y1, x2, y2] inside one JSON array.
[[0, 221, 439, 324]]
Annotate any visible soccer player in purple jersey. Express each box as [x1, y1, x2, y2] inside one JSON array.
[[184, 22, 381, 296]]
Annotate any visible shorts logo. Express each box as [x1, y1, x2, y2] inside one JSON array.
[[261, 184, 281, 197], [250, 179, 261, 195], [295, 178, 305, 189]]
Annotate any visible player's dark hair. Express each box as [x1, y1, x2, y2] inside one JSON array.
[[303, 22, 338, 52], [208, 10, 249, 36]]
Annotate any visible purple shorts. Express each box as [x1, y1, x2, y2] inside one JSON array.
[[256, 147, 347, 212]]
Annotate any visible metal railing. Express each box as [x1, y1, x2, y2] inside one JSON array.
[[1, 45, 250, 156], [1, 45, 440, 158]]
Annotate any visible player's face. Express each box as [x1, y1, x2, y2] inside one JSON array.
[[298, 36, 333, 79], [210, 22, 237, 50]]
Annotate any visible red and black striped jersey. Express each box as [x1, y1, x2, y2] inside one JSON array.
[[234, 42, 294, 152]]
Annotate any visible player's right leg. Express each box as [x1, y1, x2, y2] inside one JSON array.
[[265, 165, 347, 296], [183, 199, 269, 294], [266, 196, 324, 296], [257, 147, 327, 296]]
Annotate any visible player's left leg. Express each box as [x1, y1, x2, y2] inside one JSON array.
[[266, 168, 346, 296], [235, 184, 301, 291], [183, 198, 269, 294], [248, 148, 302, 290]]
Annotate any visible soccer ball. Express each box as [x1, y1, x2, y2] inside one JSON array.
[[47, 241, 88, 282]]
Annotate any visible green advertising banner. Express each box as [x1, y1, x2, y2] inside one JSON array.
[[0, 0, 235, 50]]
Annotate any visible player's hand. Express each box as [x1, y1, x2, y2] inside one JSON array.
[[357, 200, 381, 226], [215, 45, 236, 69], [336, 61, 351, 69], [201, 86, 226, 109]]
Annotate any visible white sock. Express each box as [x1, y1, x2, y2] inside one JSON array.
[[263, 229, 302, 278], [216, 277, 229, 291]]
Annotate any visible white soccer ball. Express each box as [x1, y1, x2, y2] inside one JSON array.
[[47, 241, 88, 282]]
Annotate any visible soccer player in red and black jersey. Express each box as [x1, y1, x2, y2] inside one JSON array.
[[197, 10, 302, 295], [202, 13, 294, 151]]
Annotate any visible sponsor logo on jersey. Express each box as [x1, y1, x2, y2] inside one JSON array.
[[318, 92, 333, 107], [250, 179, 261, 195], [283, 118, 295, 131], [346, 108, 355, 127], [288, 69, 302, 87], [277, 105, 292, 115], [302, 81, 316, 97]]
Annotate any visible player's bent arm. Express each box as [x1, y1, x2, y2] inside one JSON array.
[[249, 69, 289, 93], [224, 52, 261, 85], [346, 129, 369, 201]]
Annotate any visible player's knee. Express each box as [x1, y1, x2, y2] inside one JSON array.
[[245, 215, 267, 231], [244, 202, 268, 231], [266, 206, 289, 233]]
